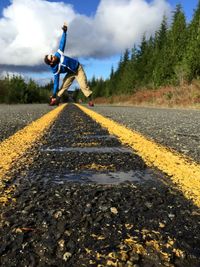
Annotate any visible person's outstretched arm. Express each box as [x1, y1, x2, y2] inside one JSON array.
[[58, 23, 68, 52], [53, 74, 60, 97]]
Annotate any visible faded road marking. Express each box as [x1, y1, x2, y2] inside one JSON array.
[[77, 104, 200, 207]]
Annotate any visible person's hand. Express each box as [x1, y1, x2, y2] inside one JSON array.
[[62, 22, 68, 32]]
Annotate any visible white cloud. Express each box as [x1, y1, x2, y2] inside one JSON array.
[[0, 0, 76, 65], [0, 0, 171, 67]]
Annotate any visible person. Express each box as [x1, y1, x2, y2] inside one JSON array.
[[44, 23, 94, 106]]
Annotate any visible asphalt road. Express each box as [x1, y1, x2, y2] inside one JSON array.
[[0, 104, 200, 266], [0, 104, 199, 162], [0, 104, 52, 142], [92, 105, 200, 163]]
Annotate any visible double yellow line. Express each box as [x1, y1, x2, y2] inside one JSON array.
[[77, 104, 200, 207], [1, 103, 200, 208]]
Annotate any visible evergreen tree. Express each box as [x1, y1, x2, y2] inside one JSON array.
[[135, 34, 148, 84], [110, 66, 114, 79], [106, 66, 117, 96], [135, 34, 156, 87], [143, 36, 156, 87], [129, 45, 140, 89], [152, 16, 169, 86], [183, 0, 200, 81], [92, 77, 105, 98], [88, 2, 200, 98], [116, 49, 132, 93], [6, 75, 27, 103], [24, 79, 40, 103], [168, 4, 187, 84]]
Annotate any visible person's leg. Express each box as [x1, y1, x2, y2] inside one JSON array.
[[75, 65, 92, 97], [57, 73, 75, 97]]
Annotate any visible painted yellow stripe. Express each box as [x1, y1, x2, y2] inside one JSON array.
[[77, 104, 200, 207], [0, 104, 67, 181]]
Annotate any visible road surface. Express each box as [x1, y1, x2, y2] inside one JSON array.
[[0, 104, 200, 266]]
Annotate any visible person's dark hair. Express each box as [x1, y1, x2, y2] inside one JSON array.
[[44, 55, 50, 65]]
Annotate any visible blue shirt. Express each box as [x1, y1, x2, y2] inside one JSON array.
[[50, 31, 79, 96]]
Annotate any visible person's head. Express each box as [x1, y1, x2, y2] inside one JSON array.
[[44, 54, 59, 66]]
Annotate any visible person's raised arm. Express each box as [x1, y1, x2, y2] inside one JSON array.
[[58, 22, 68, 52]]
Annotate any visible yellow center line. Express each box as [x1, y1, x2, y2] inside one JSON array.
[[0, 104, 67, 181], [77, 104, 200, 207]]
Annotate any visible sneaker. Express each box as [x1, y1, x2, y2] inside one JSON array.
[[49, 96, 57, 106], [88, 100, 94, 107]]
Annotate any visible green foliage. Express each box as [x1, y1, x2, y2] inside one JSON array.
[[168, 5, 188, 84], [182, 0, 200, 81], [0, 75, 50, 104], [152, 16, 170, 86], [0, 78, 9, 103], [91, 2, 200, 98]]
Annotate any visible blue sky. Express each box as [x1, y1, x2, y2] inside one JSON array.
[[0, 0, 198, 86], [0, 0, 193, 20]]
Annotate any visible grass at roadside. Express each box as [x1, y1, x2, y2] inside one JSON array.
[[94, 80, 200, 109]]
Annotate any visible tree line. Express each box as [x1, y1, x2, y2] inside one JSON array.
[[80, 2, 200, 100], [0, 75, 52, 104], [1, 2, 200, 104]]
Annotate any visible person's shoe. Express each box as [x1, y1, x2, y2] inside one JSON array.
[[49, 96, 57, 106], [88, 100, 94, 107], [88, 95, 94, 107]]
